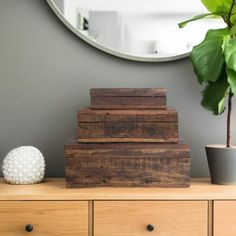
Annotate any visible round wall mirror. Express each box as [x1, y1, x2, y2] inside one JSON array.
[[47, 0, 225, 62]]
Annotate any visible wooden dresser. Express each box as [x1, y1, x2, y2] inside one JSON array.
[[0, 178, 235, 236]]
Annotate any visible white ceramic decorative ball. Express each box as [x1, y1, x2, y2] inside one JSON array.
[[2, 146, 45, 184]]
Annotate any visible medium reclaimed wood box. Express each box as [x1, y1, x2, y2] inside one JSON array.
[[78, 108, 178, 143], [90, 88, 167, 109], [65, 138, 190, 188]]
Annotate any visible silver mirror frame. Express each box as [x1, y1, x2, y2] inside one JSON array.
[[47, 0, 190, 62]]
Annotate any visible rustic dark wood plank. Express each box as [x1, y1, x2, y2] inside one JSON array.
[[65, 138, 189, 158], [91, 96, 166, 105], [78, 122, 178, 142], [90, 105, 167, 109], [78, 108, 178, 122], [77, 138, 179, 143], [78, 108, 178, 142], [65, 157, 190, 188], [90, 88, 167, 109], [91, 97, 166, 109], [65, 140, 191, 188], [90, 88, 167, 97]]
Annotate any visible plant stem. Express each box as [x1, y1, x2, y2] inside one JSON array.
[[227, 0, 236, 29], [227, 90, 233, 147], [226, 1, 235, 148]]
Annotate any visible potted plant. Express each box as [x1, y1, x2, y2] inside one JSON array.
[[179, 0, 236, 184]]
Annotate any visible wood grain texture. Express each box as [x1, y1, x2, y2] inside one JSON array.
[[94, 201, 208, 236], [214, 201, 236, 236], [78, 108, 177, 122], [66, 157, 190, 188], [1, 178, 236, 200], [0, 201, 88, 236], [90, 96, 166, 109], [65, 139, 190, 158], [65, 139, 190, 188], [78, 138, 179, 143], [90, 88, 166, 110], [78, 108, 178, 142], [90, 88, 167, 97], [90, 105, 167, 110], [78, 122, 178, 142]]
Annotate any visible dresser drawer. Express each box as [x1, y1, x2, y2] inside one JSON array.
[[0, 201, 88, 236], [214, 201, 236, 236], [94, 201, 208, 236]]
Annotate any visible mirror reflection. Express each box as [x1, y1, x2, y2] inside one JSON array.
[[49, 0, 225, 61]]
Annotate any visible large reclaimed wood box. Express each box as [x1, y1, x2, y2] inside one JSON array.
[[90, 88, 167, 109], [78, 108, 178, 143], [65, 138, 190, 188]]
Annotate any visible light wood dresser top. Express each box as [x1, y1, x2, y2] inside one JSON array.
[[0, 178, 236, 201]]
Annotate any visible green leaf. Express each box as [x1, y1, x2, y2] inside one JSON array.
[[223, 38, 236, 71], [201, 0, 233, 13], [218, 97, 226, 113], [222, 35, 231, 49], [201, 72, 229, 115], [178, 13, 222, 28], [227, 68, 236, 95], [230, 13, 236, 24], [191, 28, 229, 84], [205, 28, 229, 39]]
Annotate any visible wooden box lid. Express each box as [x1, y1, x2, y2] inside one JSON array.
[[90, 88, 167, 109], [65, 137, 189, 159]]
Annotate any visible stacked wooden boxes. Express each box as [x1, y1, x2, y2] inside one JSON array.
[[65, 88, 191, 188]]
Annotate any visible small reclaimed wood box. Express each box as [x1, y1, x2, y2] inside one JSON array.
[[65, 138, 191, 188], [90, 88, 167, 109], [78, 108, 178, 143]]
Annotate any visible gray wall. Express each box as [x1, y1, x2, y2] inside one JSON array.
[[53, 0, 63, 12], [0, 0, 235, 177]]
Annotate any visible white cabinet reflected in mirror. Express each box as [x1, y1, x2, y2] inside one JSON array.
[[47, 0, 225, 62]]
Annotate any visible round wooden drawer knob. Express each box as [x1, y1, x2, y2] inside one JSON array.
[[25, 224, 33, 232], [146, 224, 154, 232]]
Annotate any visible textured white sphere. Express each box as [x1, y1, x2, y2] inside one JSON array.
[[2, 146, 45, 184]]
